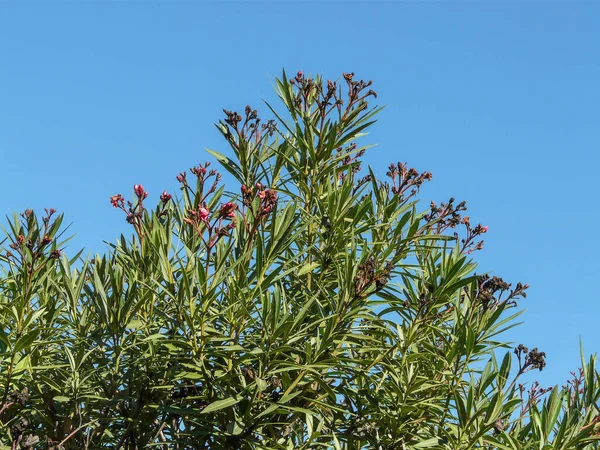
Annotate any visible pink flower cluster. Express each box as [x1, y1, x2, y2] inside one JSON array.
[[134, 184, 148, 200], [110, 184, 172, 229], [241, 183, 278, 217], [160, 191, 172, 203], [110, 194, 125, 209], [219, 202, 237, 219], [184, 202, 238, 227]]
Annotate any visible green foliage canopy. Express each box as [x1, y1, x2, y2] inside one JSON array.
[[0, 71, 599, 449]]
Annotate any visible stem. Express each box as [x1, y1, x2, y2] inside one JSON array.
[[0, 401, 14, 416], [58, 420, 97, 447]]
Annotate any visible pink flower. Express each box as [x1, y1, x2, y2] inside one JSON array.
[[160, 191, 172, 203], [191, 165, 207, 177], [110, 194, 124, 208], [481, 226, 489, 233], [219, 202, 237, 219], [199, 207, 210, 222], [133, 184, 148, 199]]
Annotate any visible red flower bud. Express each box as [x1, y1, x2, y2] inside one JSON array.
[[191, 165, 207, 177], [199, 207, 210, 222], [160, 191, 172, 203], [110, 194, 125, 208], [134, 184, 148, 199], [219, 202, 237, 219]]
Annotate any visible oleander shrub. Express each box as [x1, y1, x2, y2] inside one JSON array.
[[1, 71, 599, 449]]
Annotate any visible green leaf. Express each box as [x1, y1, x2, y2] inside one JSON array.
[[298, 262, 319, 276], [413, 437, 441, 448], [206, 148, 244, 183], [201, 395, 243, 414], [255, 378, 268, 392], [14, 330, 38, 353]]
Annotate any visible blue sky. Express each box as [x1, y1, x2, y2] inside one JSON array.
[[1, 3, 598, 388]]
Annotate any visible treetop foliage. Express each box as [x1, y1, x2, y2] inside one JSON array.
[[1, 70, 599, 449]]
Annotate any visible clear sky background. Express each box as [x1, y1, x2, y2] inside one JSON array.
[[1, 2, 598, 389]]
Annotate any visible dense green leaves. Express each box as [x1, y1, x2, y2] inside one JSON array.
[[0, 71, 598, 449]]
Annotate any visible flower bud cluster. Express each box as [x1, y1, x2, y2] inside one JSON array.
[[181, 161, 221, 199], [476, 274, 529, 310], [257, 186, 278, 217], [518, 380, 552, 415], [221, 106, 277, 151], [424, 197, 466, 230], [5, 208, 61, 267], [337, 143, 367, 183], [386, 162, 433, 200], [110, 184, 173, 242], [353, 257, 395, 299], [459, 215, 490, 255], [423, 197, 491, 256], [183, 202, 237, 249], [289, 70, 377, 130], [515, 344, 547, 372], [175, 164, 239, 248], [111, 184, 153, 227], [240, 183, 278, 216]]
